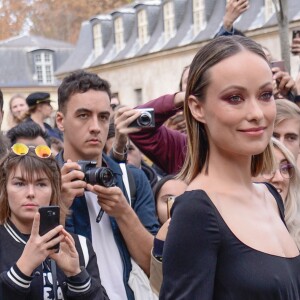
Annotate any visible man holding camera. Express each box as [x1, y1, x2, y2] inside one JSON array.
[[55, 70, 159, 300]]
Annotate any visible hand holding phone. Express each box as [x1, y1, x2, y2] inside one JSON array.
[[39, 206, 60, 252], [270, 60, 286, 72]]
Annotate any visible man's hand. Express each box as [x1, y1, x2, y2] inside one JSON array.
[[164, 112, 186, 133], [272, 67, 297, 98], [87, 184, 131, 219], [61, 159, 87, 208], [223, 0, 249, 31]]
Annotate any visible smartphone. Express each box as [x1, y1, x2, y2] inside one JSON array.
[[270, 60, 286, 72], [167, 196, 176, 219], [39, 206, 60, 252]]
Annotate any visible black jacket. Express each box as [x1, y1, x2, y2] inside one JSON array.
[[0, 221, 109, 300]]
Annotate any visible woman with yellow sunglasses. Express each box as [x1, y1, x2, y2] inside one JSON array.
[[0, 144, 109, 300]]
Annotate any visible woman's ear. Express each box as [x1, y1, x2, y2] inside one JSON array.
[[187, 95, 206, 124]]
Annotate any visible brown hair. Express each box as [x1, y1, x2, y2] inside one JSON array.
[[0, 149, 68, 225], [178, 35, 275, 183]]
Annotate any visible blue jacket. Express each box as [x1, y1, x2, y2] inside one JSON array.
[[56, 152, 160, 300]]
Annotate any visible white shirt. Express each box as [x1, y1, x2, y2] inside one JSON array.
[[85, 191, 127, 300]]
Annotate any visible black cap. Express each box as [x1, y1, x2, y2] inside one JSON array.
[[26, 92, 51, 107]]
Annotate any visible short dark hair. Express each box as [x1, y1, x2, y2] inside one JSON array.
[[58, 70, 111, 113], [0, 88, 3, 111], [6, 122, 50, 146]]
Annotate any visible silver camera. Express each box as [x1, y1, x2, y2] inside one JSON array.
[[129, 108, 155, 128]]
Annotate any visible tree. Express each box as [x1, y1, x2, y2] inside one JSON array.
[[0, 0, 30, 40], [273, 0, 290, 73], [29, 0, 132, 44], [0, 0, 132, 43]]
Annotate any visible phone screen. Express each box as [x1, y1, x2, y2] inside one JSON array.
[[167, 196, 176, 219], [270, 60, 285, 72], [39, 206, 60, 252]]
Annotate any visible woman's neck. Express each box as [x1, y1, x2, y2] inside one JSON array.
[[188, 151, 254, 193]]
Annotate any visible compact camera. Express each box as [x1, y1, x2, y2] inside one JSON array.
[[129, 108, 155, 128], [77, 160, 115, 187]]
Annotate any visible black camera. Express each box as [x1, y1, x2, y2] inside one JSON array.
[[77, 160, 115, 187], [129, 108, 155, 128]]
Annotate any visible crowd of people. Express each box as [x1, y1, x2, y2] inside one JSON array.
[[0, 0, 300, 299]]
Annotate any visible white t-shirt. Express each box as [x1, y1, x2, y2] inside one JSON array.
[[85, 191, 127, 300]]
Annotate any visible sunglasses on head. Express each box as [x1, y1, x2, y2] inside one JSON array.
[[11, 143, 52, 158]]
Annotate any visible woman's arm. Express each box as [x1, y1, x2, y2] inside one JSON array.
[[160, 192, 221, 299]]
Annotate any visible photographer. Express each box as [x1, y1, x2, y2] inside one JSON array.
[[55, 71, 159, 300], [0, 144, 108, 300]]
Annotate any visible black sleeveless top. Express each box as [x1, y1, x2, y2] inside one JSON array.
[[160, 183, 300, 299]]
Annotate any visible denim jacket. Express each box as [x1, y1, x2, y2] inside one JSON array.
[[56, 151, 159, 300]]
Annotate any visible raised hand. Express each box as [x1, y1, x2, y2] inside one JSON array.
[[16, 213, 64, 276], [50, 229, 81, 277], [223, 0, 249, 31], [60, 159, 87, 208]]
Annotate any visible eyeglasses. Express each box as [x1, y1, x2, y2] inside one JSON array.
[[262, 163, 295, 180], [11, 143, 52, 158]]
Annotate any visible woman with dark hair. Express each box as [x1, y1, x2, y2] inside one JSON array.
[[150, 176, 187, 296], [0, 144, 108, 300], [160, 36, 300, 299]]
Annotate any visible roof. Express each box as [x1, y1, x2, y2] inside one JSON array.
[[0, 34, 74, 87], [56, 0, 300, 75]]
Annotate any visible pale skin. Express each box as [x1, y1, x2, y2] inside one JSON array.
[[187, 50, 298, 258], [56, 90, 153, 275], [17, 214, 81, 277], [272, 66, 298, 98], [6, 167, 81, 277], [223, 0, 249, 31]]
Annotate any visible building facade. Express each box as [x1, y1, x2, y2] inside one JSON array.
[[56, 0, 300, 107], [0, 34, 74, 130]]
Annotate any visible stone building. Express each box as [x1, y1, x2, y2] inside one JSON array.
[[0, 34, 74, 130], [56, 0, 300, 107]]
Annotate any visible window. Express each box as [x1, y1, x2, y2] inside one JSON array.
[[138, 9, 149, 47], [163, 1, 175, 41], [265, 0, 275, 21], [34, 51, 54, 84], [135, 88, 143, 105], [193, 0, 205, 34], [93, 23, 103, 57], [114, 17, 125, 52]]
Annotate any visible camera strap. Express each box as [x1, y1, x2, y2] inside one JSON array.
[[119, 163, 136, 207], [50, 259, 58, 300]]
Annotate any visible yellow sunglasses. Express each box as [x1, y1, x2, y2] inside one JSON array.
[[11, 143, 52, 158]]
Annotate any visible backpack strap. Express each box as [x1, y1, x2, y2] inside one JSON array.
[[78, 235, 89, 268], [126, 165, 137, 208], [119, 163, 137, 208]]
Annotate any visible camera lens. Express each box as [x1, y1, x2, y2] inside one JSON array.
[[137, 112, 151, 127], [85, 167, 115, 187], [97, 168, 115, 187]]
